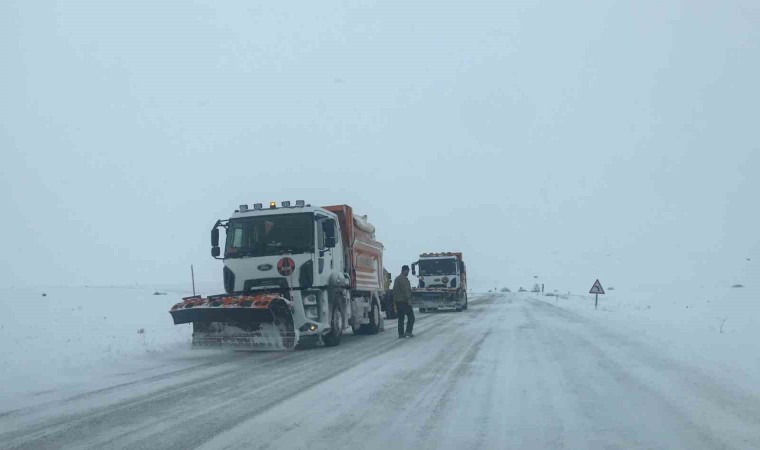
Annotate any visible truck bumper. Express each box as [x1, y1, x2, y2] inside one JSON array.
[[410, 289, 465, 309]]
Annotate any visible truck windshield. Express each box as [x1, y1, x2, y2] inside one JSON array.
[[418, 258, 457, 276], [225, 213, 314, 257]]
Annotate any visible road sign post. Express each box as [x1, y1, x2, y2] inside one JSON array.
[[589, 279, 605, 310], [191, 264, 196, 296]]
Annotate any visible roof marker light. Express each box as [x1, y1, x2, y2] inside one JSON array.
[[282, 201, 291, 207], [269, 201, 277, 209]]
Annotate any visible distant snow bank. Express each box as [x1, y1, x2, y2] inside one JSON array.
[[531, 284, 760, 386], [0, 286, 199, 410]]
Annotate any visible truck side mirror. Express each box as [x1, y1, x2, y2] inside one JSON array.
[[411, 263, 417, 276], [324, 219, 336, 248], [211, 228, 220, 247], [211, 246, 221, 257]]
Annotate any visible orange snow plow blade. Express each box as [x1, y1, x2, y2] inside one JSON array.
[[169, 293, 298, 350]]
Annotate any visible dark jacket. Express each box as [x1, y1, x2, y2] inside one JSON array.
[[393, 274, 412, 303]]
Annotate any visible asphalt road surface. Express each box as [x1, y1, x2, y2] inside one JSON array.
[[1, 293, 759, 449]]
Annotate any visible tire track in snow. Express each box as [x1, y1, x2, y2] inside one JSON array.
[[196, 294, 502, 450], [0, 298, 492, 450], [374, 295, 504, 450], [0, 351, 296, 420], [523, 296, 745, 449], [529, 296, 760, 443]]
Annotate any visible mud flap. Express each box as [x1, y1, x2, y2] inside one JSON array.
[[170, 294, 299, 350]]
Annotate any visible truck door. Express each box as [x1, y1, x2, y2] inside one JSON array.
[[316, 216, 342, 282]]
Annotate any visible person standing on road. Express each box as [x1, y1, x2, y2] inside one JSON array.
[[393, 265, 415, 338]]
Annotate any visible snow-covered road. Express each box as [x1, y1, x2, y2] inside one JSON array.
[[1, 293, 759, 449]]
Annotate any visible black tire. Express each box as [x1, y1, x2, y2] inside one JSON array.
[[460, 292, 468, 311], [365, 300, 381, 334], [323, 299, 344, 347], [382, 293, 397, 319], [419, 307, 426, 313]]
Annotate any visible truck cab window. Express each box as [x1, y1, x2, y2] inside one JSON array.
[[224, 213, 314, 257]]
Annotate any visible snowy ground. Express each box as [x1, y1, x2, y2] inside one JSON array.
[[541, 284, 760, 389], [0, 285, 198, 410], [1, 290, 760, 449]]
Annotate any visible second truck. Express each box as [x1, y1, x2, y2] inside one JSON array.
[[410, 252, 468, 312]]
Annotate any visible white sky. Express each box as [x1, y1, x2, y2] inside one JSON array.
[[1, 0, 758, 293]]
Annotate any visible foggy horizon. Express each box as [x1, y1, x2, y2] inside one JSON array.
[[2, 1, 757, 294]]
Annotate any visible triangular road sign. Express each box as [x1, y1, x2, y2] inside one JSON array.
[[589, 279, 605, 294]]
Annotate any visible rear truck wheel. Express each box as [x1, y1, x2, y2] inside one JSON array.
[[385, 300, 397, 319], [360, 300, 381, 335], [323, 300, 344, 347], [382, 293, 397, 319], [419, 307, 427, 313]]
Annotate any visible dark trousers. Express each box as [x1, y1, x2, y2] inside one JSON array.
[[396, 302, 415, 336]]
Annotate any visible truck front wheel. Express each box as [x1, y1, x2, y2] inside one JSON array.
[[323, 300, 344, 347], [457, 292, 468, 311]]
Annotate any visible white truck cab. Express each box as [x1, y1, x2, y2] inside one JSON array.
[[410, 252, 468, 312], [170, 201, 385, 349]]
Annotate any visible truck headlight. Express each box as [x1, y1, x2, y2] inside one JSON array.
[[303, 294, 317, 306], [305, 306, 319, 319]]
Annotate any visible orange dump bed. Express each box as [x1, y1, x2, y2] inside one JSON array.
[[324, 205, 384, 292]]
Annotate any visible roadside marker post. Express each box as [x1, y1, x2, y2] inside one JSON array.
[[191, 264, 196, 296], [589, 279, 605, 310]]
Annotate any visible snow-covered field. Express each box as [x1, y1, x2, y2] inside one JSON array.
[[539, 283, 760, 389], [0, 286, 199, 410]]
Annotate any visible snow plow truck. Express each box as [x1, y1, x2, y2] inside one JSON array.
[[410, 252, 468, 312], [169, 201, 385, 350]]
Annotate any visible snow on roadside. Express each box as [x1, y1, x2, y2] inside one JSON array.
[[531, 284, 760, 389], [0, 286, 199, 411]]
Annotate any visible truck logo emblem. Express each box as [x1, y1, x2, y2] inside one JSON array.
[[258, 264, 273, 271], [277, 257, 296, 276]]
